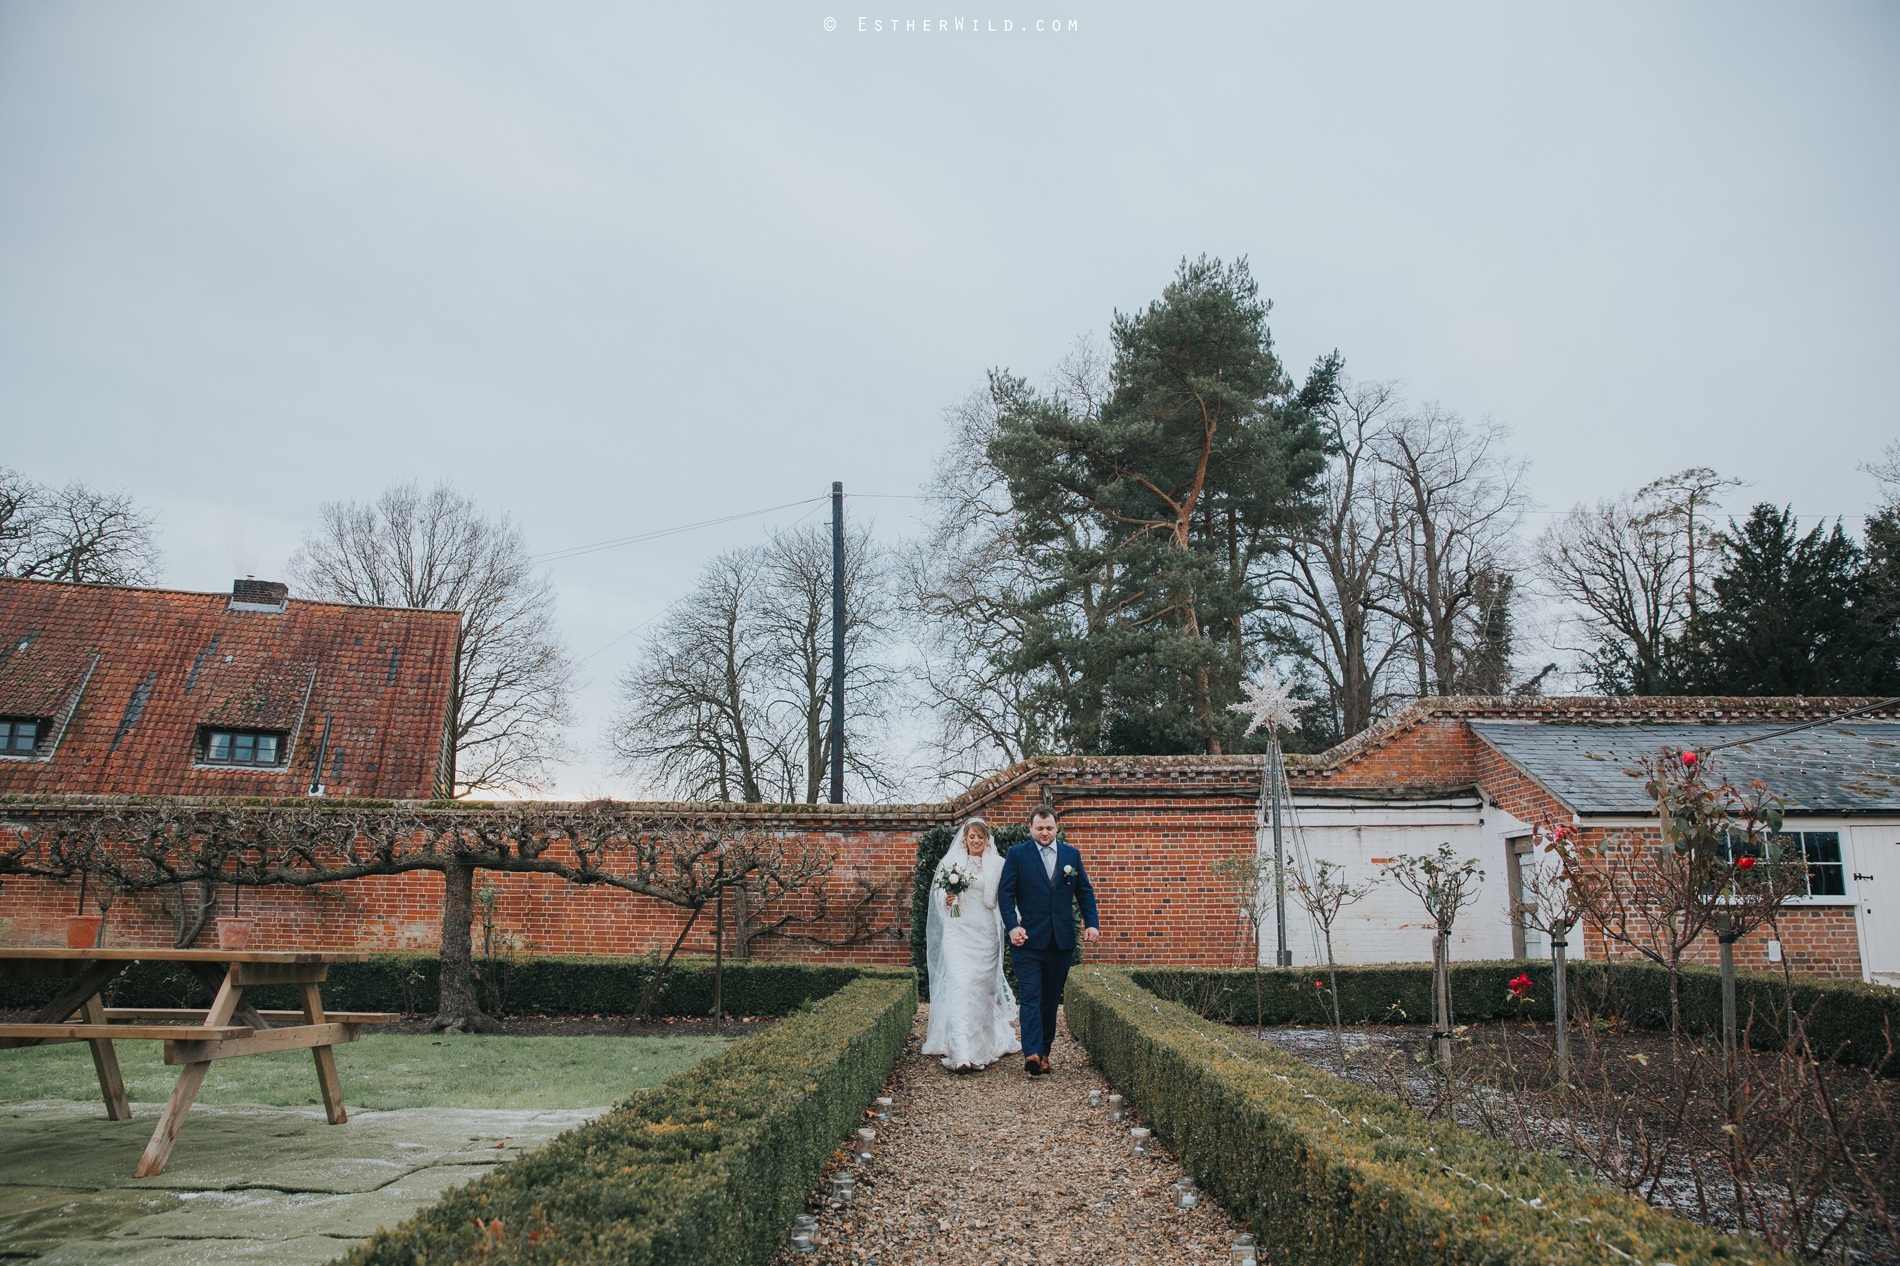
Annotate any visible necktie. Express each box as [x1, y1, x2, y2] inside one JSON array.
[[1042, 846, 1056, 881]]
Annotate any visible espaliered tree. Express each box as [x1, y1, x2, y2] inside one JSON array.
[[1, 802, 842, 1033], [987, 255, 1334, 755]]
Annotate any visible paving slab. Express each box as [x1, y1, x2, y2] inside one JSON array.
[[0, 1099, 608, 1262], [121, 1164, 503, 1241], [1, 1100, 593, 1192], [34, 1232, 368, 1265], [0, 1188, 186, 1259]]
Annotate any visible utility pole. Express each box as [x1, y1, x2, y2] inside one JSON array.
[[829, 482, 845, 804]]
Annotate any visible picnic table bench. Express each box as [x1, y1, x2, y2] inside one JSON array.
[[0, 948, 397, 1175]]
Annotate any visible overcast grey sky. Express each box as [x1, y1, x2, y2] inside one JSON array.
[[3, 1, 1895, 798]]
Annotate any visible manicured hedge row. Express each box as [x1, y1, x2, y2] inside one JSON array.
[[1132, 960, 1900, 1068], [340, 969, 917, 1266], [0, 954, 899, 1020], [1068, 966, 1790, 1266]]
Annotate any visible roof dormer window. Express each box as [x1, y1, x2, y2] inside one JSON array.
[[0, 716, 42, 756], [200, 727, 286, 767]]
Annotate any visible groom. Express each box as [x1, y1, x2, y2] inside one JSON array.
[[998, 806, 1101, 1076]]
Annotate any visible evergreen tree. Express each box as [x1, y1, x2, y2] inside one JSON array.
[[1857, 506, 1900, 691], [1690, 504, 1893, 695], [987, 256, 1332, 754]]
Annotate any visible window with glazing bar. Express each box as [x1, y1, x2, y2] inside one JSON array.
[[200, 728, 285, 766], [0, 717, 41, 754]]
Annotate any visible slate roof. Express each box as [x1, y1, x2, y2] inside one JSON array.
[[0, 578, 460, 800], [1470, 720, 1900, 816]]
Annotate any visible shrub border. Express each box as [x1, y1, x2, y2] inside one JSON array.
[[338, 967, 916, 1266], [0, 954, 892, 1021], [1066, 965, 1793, 1266]]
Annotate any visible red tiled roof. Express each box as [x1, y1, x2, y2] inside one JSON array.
[[0, 578, 460, 800]]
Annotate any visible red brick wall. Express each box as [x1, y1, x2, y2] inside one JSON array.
[[1566, 825, 1862, 978], [3, 697, 1878, 979], [0, 823, 924, 966]]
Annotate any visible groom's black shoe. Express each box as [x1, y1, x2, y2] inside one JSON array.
[[1025, 1055, 1044, 1076]]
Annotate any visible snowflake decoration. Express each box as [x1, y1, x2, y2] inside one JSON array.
[[1227, 672, 1315, 737]]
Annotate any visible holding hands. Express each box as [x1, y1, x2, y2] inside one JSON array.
[[1011, 924, 1094, 944]]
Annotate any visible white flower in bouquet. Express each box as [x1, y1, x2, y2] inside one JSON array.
[[935, 859, 977, 917]]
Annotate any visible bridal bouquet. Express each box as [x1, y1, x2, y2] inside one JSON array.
[[935, 860, 977, 918]]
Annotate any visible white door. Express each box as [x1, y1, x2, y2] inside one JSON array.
[[1848, 826, 1900, 986]]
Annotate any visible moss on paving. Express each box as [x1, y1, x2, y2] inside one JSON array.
[[0, 1032, 732, 1112]]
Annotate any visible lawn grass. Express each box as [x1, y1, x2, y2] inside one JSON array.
[[0, 1032, 732, 1111]]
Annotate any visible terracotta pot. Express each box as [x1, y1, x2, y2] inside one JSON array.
[[215, 918, 255, 951], [65, 915, 103, 949]]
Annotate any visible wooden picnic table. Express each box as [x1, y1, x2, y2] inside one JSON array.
[[0, 948, 396, 1176]]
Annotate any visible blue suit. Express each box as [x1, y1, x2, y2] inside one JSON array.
[[997, 838, 1100, 1058]]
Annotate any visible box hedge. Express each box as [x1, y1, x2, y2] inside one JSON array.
[[338, 968, 916, 1266], [1132, 959, 1900, 1070], [0, 954, 898, 1021], [1067, 965, 1792, 1266]]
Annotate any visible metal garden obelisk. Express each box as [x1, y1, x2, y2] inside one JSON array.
[[1229, 674, 1314, 968]]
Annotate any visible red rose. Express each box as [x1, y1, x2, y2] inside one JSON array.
[[1508, 972, 1534, 999], [1681, 750, 1698, 766], [1314, 979, 1325, 989], [1738, 856, 1756, 870]]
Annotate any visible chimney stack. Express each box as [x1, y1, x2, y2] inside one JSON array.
[[230, 578, 290, 611]]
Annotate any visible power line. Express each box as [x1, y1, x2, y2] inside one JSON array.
[[528, 498, 824, 564], [576, 613, 664, 666], [1702, 697, 1900, 753]]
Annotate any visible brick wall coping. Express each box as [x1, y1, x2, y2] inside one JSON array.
[[0, 793, 947, 831], [1278, 695, 1897, 779]]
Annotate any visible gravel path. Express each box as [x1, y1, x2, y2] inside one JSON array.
[[774, 1003, 1245, 1266]]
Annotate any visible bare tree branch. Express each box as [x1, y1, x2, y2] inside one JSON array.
[[0, 468, 162, 585], [612, 525, 899, 803], [287, 482, 574, 795], [1373, 406, 1531, 697]]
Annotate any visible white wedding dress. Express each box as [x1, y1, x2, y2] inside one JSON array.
[[922, 847, 1020, 1070]]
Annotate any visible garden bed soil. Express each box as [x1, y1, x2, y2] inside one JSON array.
[[1242, 1018, 1899, 1261]]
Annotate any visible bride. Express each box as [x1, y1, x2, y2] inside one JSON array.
[[922, 817, 1020, 1072]]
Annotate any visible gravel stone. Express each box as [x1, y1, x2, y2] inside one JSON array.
[[774, 1004, 1245, 1265]]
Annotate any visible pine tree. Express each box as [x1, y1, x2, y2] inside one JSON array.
[[987, 256, 1332, 754]]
